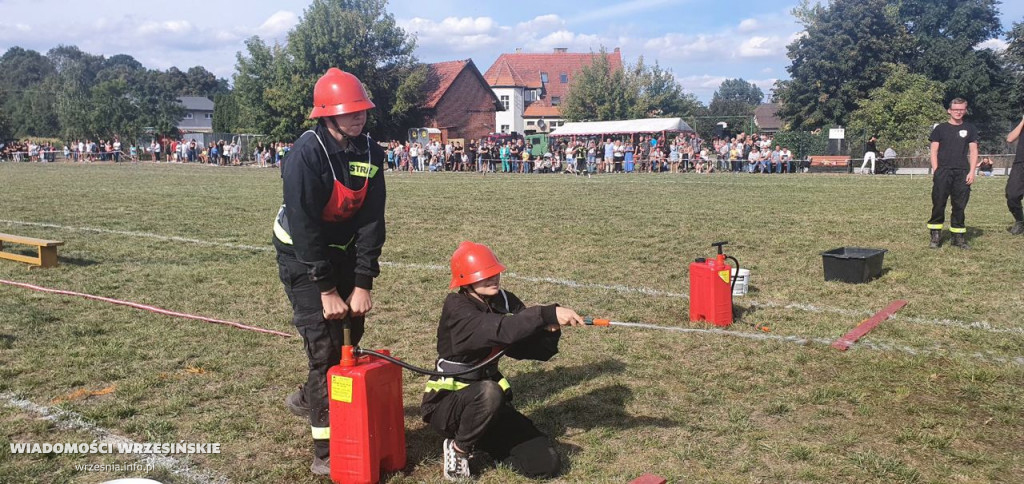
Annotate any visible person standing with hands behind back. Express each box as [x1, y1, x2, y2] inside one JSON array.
[[274, 68, 387, 476], [1004, 114, 1024, 235], [927, 98, 978, 249]]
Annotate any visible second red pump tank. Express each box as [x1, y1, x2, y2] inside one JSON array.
[[688, 246, 734, 327]]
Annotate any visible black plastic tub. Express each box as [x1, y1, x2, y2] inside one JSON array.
[[821, 247, 887, 283]]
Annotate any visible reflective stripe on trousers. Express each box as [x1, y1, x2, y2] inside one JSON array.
[[425, 377, 510, 393], [311, 426, 330, 439]]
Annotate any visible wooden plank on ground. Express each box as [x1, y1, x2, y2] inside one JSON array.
[[831, 300, 908, 351], [0, 232, 64, 247]]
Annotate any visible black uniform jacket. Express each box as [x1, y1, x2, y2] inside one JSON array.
[[421, 289, 561, 420], [276, 125, 386, 291]]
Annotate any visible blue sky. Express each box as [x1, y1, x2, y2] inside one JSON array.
[[2, 0, 1022, 103]]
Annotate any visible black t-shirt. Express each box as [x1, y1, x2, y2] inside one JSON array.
[[929, 121, 978, 169], [1015, 133, 1024, 165]]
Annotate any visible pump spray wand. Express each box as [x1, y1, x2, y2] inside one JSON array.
[[339, 318, 509, 376]]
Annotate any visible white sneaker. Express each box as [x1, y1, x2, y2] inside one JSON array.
[[443, 439, 471, 480]]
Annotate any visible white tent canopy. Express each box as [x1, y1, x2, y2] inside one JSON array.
[[549, 117, 694, 137]]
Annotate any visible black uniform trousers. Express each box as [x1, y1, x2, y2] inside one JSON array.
[[1007, 163, 1024, 221], [277, 245, 365, 460], [929, 167, 971, 232], [427, 381, 561, 478]]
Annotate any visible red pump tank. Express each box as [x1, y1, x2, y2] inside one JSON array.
[[688, 242, 735, 327], [327, 348, 406, 484]]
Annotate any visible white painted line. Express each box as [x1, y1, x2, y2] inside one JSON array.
[[601, 321, 1024, 366], [3, 219, 1021, 336], [1, 392, 228, 484]]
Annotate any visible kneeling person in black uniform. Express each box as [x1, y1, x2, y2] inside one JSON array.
[[422, 241, 584, 480]]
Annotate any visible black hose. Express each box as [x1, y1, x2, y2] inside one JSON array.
[[726, 255, 740, 293], [354, 347, 508, 377]]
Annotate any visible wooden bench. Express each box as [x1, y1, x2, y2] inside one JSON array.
[[0, 233, 65, 268], [808, 155, 851, 167]]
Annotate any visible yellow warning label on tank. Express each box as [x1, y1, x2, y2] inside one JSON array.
[[331, 375, 353, 403], [719, 270, 730, 284]]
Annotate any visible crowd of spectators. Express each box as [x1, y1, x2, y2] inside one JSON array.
[[1, 136, 292, 167], [380, 131, 809, 175]]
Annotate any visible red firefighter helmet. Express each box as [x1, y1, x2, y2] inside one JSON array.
[[449, 241, 506, 289], [309, 68, 376, 119]]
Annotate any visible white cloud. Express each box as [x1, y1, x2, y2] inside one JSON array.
[[738, 19, 759, 33], [977, 38, 1007, 51], [516, 14, 563, 32], [567, 0, 685, 25], [739, 35, 787, 58], [675, 74, 777, 100], [258, 11, 299, 37]]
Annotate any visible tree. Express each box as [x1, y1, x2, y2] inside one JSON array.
[[48, 45, 104, 140], [560, 48, 634, 122], [1007, 21, 1024, 110], [89, 79, 143, 141], [708, 78, 764, 127], [847, 64, 947, 158], [895, 0, 1010, 150], [0, 47, 58, 137], [713, 78, 764, 105], [630, 57, 704, 119], [776, 0, 911, 130], [561, 49, 704, 122], [212, 92, 240, 133], [233, 0, 422, 140], [185, 66, 226, 96], [0, 88, 13, 141]]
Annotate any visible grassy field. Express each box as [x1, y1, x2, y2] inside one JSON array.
[[1, 162, 1021, 484]]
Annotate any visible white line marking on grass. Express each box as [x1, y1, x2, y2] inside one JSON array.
[[4, 219, 1021, 336], [1, 392, 228, 484], [602, 321, 1024, 366], [0, 219, 273, 253]]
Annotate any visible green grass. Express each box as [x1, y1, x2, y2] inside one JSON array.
[[1, 162, 1022, 483]]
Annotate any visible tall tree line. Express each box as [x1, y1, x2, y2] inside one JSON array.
[[228, 0, 424, 141], [0, 45, 226, 143], [776, 0, 1022, 152]]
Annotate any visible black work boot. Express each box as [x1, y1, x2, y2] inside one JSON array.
[[310, 456, 330, 476], [1009, 221, 1024, 235], [951, 233, 970, 249], [285, 389, 309, 418], [929, 229, 942, 249]]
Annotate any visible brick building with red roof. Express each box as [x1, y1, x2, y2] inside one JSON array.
[[482, 47, 623, 136], [419, 59, 503, 143]]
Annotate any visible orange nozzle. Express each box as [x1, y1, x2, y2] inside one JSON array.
[[340, 345, 356, 367], [592, 318, 610, 326]]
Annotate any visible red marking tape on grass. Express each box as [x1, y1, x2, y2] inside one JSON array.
[[832, 300, 907, 351], [0, 278, 293, 338], [629, 474, 668, 484]]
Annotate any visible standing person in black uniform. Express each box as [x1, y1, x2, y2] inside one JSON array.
[[1005, 114, 1024, 235], [274, 68, 387, 476], [927, 98, 979, 249], [422, 241, 584, 480]]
